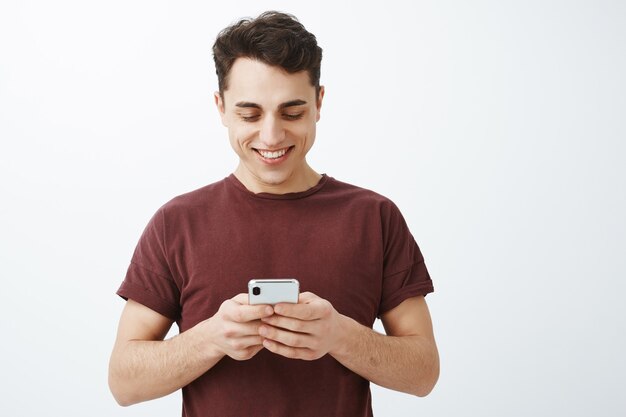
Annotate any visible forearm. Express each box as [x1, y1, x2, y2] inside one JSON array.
[[331, 315, 439, 397], [108, 324, 223, 406]]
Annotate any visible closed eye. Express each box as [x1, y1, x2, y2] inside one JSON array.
[[283, 113, 304, 121], [240, 115, 260, 122]]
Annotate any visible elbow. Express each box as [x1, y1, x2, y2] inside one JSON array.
[[108, 360, 140, 407], [113, 395, 134, 408], [109, 374, 136, 407], [413, 379, 437, 397], [413, 350, 440, 397], [413, 371, 439, 397], [109, 381, 143, 407]]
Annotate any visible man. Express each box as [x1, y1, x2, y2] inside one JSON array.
[[109, 11, 439, 417]]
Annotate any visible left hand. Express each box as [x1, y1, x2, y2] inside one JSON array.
[[258, 291, 346, 360]]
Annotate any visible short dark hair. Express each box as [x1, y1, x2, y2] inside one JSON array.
[[212, 11, 322, 97]]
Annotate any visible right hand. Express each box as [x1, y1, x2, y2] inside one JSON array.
[[203, 293, 274, 361]]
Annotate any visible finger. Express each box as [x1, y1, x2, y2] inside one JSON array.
[[262, 339, 319, 361], [229, 343, 265, 361], [258, 324, 311, 348], [221, 320, 266, 338], [232, 293, 249, 305], [226, 335, 265, 351], [273, 302, 320, 321], [261, 315, 311, 334], [298, 291, 319, 303], [225, 303, 274, 323], [273, 292, 323, 319]]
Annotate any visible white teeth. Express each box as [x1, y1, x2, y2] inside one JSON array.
[[258, 148, 288, 159]]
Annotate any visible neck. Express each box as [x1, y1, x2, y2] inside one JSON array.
[[233, 164, 322, 195]]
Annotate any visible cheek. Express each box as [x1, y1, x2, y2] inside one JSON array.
[[229, 124, 257, 146], [291, 119, 317, 140], [304, 123, 317, 144]]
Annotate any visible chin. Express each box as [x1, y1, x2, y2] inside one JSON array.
[[257, 171, 291, 186]]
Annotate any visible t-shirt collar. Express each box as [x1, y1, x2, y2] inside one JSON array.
[[226, 173, 329, 200]]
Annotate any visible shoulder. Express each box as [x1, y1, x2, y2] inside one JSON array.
[[325, 176, 400, 213], [158, 177, 230, 216], [149, 179, 234, 222]]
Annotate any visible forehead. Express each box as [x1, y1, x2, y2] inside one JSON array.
[[223, 58, 315, 107]]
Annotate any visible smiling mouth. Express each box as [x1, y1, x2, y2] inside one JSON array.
[[253, 146, 294, 160]]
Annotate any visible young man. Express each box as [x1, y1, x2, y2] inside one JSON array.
[[109, 11, 439, 417]]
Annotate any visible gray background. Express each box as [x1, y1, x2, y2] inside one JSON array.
[[1, 0, 624, 415]]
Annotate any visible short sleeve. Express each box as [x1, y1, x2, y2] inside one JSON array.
[[378, 202, 434, 316], [117, 208, 181, 320]]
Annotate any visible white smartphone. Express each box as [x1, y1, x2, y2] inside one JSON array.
[[248, 278, 300, 305]]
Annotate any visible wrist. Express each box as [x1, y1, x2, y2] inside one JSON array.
[[184, 318, 225, 364], [329, 313, 359, 359]]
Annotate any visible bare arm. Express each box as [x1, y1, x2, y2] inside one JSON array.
[[332, 296, 439, 396], [259, 293, 439, 397], [108, 295, 273, 406]]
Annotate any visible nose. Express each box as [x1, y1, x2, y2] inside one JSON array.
[[258, 115, 286, 148]]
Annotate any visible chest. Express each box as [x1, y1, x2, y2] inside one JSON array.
[[170, 204, 385, 331]]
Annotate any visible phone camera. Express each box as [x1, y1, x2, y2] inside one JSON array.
[[252, 286, 261, 296]]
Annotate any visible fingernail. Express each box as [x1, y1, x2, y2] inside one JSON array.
[[265, 306, 273, 315]]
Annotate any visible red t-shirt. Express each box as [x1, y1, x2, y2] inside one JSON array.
[[117, 174, 433, 417]]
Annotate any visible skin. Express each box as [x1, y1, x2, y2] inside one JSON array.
[[260, 292, 439, 396], [109, 295, 273, 405], [108, 57, 439, 406], [215, 58, 324, 195]]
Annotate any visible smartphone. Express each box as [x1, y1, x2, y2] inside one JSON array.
[[248, 278, 300, 305]]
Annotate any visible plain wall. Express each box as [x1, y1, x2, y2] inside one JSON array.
[[1, 1, 625, 415]]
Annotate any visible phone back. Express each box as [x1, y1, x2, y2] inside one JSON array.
[[248, 279, 300, 305]]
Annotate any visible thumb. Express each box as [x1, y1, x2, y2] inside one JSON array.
[[298, 291, 319, 303]]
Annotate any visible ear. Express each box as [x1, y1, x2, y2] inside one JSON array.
[[316, 86, 325, 122], [214, 91, 227, 127]]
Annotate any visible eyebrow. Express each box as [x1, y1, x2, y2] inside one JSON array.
[[234, 99, 308, 110]]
